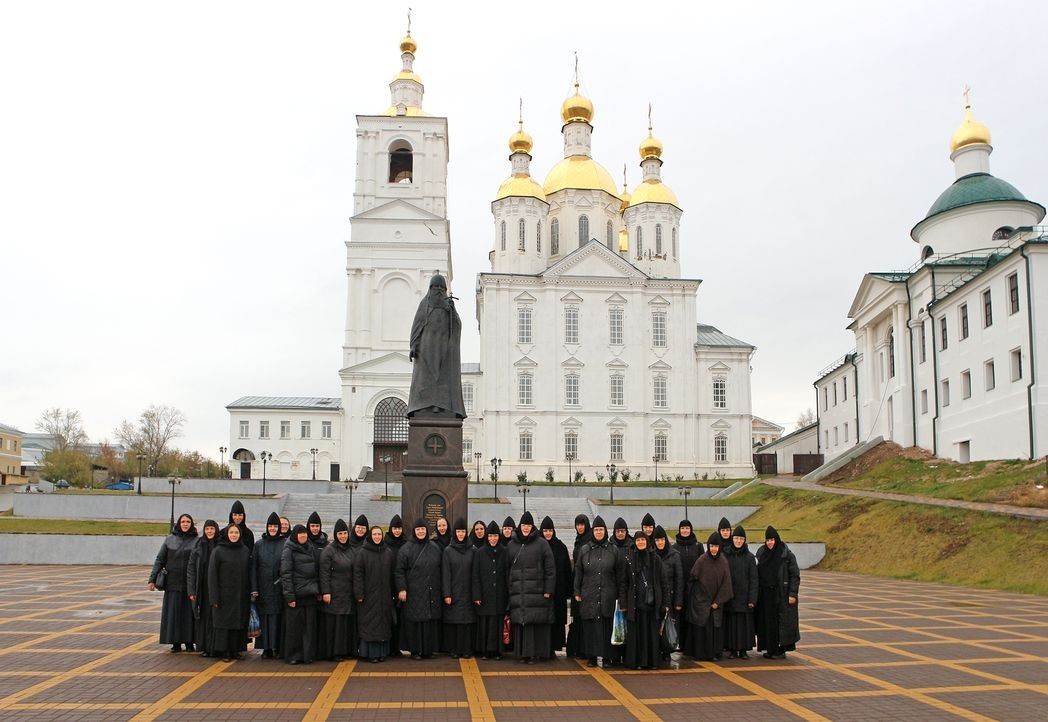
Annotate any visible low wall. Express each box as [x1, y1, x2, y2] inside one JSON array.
[[463, 483, 723, 500], [801, 436, 884, 482], [586, 505, 761, 531], [11, 493, 286, 523], [0, 534, 165, 565], [138, 477, 332, 496]]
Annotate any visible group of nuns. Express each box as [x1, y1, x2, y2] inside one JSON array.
[[149, 503, 800, 667]]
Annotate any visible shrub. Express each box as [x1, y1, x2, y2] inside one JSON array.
[[595, 472, 605, 482], [621, 468, 632, 482], [545, 467, 555, 483], [516, 471, 528, 484], [574, 470, 584, 484]]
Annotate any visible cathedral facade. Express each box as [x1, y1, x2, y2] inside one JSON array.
[[227, 31, 755, 482]]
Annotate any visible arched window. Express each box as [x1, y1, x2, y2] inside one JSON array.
[[374, 397, 408, 444], [887, 327, 896, 379], [655, 224, 663, 255], [500, 221, 506, 251], [536, 221, 542, 253], [517, 306, 533, 344], [551, 219, 560, 255], [672, 227, 678, 258], [636, 227, 644, 258], [565, 374, 580, 406], [922, 245, 934, 260], [388, 143, 413, 183], [992, 226, 1013, 241], [606, 221, 614, 250], [578, 215, 589, 248], [714, 433, 728, 462], [518, 218, 526, 252]]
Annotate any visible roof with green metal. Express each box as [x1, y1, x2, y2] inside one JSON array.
[[924, 173, 1031, 220]]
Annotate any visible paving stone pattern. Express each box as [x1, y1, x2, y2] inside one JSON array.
[[0, 565, 1045, 721]]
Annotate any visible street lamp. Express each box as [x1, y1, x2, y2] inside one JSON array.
[[168, 475, 181, 526], [344, 478, 360, 519], [678, 486, 692, 519], [566, 453, 576, 484], [310, 448, 319, 481], [218, 447, 227, 478], [653, 455, 659, 485], [517, 479, 531, 512], [606, 463, 617, 504], [135, 452, 145, 495], [490, 457, 502, 501], [474, 451, 482, 484], [259, 451, 273, 496], [380, 454, 392, 499]]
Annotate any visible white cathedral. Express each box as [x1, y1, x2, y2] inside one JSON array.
[[226, 31, 756, 482]]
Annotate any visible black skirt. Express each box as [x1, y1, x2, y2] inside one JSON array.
[[443, 623, 474, 656], [566, 600, 582, 657], [193, 593, 214, 654], [724, 609, 755, 652], [624, 609, 660, 668], [159, 590, 195, 645], [359, 639, 390, 659], [475, 615, 505, 656], [402, 619, 439, 656], [513, 623, 551, 659], [683, 615, 723, 661], [213, 627, 246, 655], [283, 600, 317, 663], [257, 612, 282, 652], [580, 617, 614, 660], [550, 599, 568, 651], [322, 613, 358, 658]]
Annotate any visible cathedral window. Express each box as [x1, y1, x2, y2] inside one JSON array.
[[609, 307, 623, 346], [983, 289, 993, 327], [519, 430, 533, 460], [651, 311, 667, 347], [462, 383, 474, 414], [1008, 273, 1020, 314], [564, 306, 579, 344], [939, 316, 948, 351], [536, 221, 542, 253], [713, 377, 726, 409], [388, 143, 413, 183], [518, 373, 533, 406], [960, 304, 971, 340], [992, 226, 1013, 241], [636, 227, 643, 258], [610, 374, 624, 407], [578, 215, 589, 248], [606, 221, 613, 250], [551, 219, 560, 255], [301, 421, 311, 439], [655, 224, 663, 255], [565, 374, 580, 406], [518, 218, 526, 252], [517, 306, 533, 344], [654, 433, 668, 462], [672, 227, 678, 258], [653, 375, 668, 409], [888, 326, 897, 377], [500, 221, 506, 252], [714, 433, 728, 463], [564, 430, 578, 459], [462, 437, 473, 464], [610, 431, 623, 461], [919, 322, 926, 364]]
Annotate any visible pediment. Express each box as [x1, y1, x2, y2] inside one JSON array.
[[515, 416, 536, 427], [560, 416, 582, 427], [648, 360, 672, 370], [847, 273, 909, 320], [542, 240, 648, 281], [708, 361, 731, 372], [605, 292, 628, 305], [650, 417, 671, 429], [647, 294, 670, 306], [514, 291, 537, 303], [561, 357, 584, 368], [513, 356, 538, 368], [560, 291, 584, 303], [351, 198, 444, 222], [340, 351, 412, 375], [711, 419, 732, 430], [606, 358, 629, 369], [606, 417, 627, 427]]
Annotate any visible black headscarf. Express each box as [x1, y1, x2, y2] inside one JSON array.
[[172, 513, 198, 538], [306, 512, 328, 547], [652, 525, 671, 557], [706, 532, 724, 558], [199, 519, 219, 551], [351, 514, 369, 546], [641, 512, 656, 528], [472, 519, 487, 548], [219, 523, 244, 547], [333, 518, 350, 547], [262, 512, 281, 540], [758, 526, 785, 587], [432, 517, 452, 547], [385, 515, 406, 550], [227, 501, 253, 548]]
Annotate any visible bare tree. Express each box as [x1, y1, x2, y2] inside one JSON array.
[[796, 408, 817, 429], [115, 405, 186, 474], [35, 407, 88, 452]]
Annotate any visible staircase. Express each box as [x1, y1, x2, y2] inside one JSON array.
[[505, 496, 590, 532]]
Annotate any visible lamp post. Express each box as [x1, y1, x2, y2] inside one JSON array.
[[606, 463, 617, 504], [260, 451, 272, 496], [218, 446, 227, 478], [344, 478, 359, 519], [474, 451, 482, 484], [490, 457, 502, 501], [380, 454, 392, 499], [517, 479, 531, 513], [653, 455, 659, 485], [310, 448, 319, 481], [135, 452, 145, 495], [566, 453, 576, 484], [168, 475, 181, 526], [678, 486, 692, 519]]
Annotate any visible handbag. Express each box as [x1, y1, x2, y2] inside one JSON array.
[[502, 614, 512, 646], [611, 601, 626, 646], [660, 611, 679, 651], [247, 604, 261, 638], [155, 568, 168, 591]]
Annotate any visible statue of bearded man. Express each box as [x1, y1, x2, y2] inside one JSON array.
[[406, 274, 466, 419]]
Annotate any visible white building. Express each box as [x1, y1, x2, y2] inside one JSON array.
[[228, 29, 756, 481], [814, 97, 1047, 464], [752, 416, 785, 449], [226, 398, 343, 481]]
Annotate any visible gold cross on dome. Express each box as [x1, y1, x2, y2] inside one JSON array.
[[963, 84, 971, 109]]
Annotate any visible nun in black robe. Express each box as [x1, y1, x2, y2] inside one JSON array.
[[683, 533, 734, 661], [251, 513, 286, 658], [395, 519, 444, 658], [384, 515, 407, 655], [355, 526, 397, 662], [506, 512, 555, 663], [471, 521, 508, 659], [306, 511, 329, 657], [540, 516, 572, 653], [149, 513, 197, 651], [280, 525, 320, 664], [566, 513, 591, 658], [319, 519, 359, 660], [471, 520, 487, 549], [187, 519, 219, 656], [724, 525, 758, 658], [441, 519, 476, 657], [208, 524, 252, 660], [620, 532, 670, 670]]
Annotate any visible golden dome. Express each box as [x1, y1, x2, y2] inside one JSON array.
[[543, 156, 619, 196], [618, 228, 628, 253], [509, 122, 533, 154], [393, 70, 423, 84], [639, 132, 663, 160], [629, 180, 680, 209], [399, 35, 417, 54], [619, 188, 631, 213], [384, 105, 429, 117], [495, 175, 547, 202], [950, 105, 991, 152], [561, 83, 594, 124]]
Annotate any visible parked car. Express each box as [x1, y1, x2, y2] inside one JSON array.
[[105, 480, 134, 491], [53, 479, 71, 489]]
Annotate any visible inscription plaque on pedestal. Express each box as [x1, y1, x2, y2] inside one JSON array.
[[401, 415, 468, 530], [423, 494, 447, 528]]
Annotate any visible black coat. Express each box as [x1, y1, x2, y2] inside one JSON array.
[[441, 539, 476, 624], [656, 544, 685, 609], [573, 538, 621, 620], [319, 541, 357, 616], [725, 545, 759, 613], [354, 538, 396, 642], [395, 537, 444, 623], [506, 527, 555, 625], [186, 535, 217, 617], [149, 532, 197, 592], [208, 540, 251, 630], [672, 533, 703, 588], [755, 544, 800, 647], [546, 534, 573, 604], [686, 552, 733, 627], [250, 532, 285, 615], [280, 537, 320, 603], [619, 547, 670, 622], [471, 543, 508, 616]]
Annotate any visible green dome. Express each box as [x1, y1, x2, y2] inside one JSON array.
[[924, 173, 1029, 219]]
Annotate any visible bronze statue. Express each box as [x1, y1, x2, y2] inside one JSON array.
[[407, 274, 466, 418]]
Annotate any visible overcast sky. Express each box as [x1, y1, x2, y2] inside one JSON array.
[[2, 1, 1046, 458]]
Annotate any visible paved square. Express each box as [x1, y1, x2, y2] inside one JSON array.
[[0, 566, 1044, 721]]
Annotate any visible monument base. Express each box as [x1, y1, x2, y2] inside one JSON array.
[[401, 414, 468, 532]]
